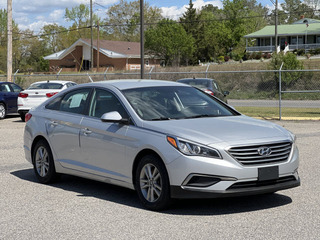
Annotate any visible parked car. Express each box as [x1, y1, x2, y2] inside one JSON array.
[[0, 82, 23, 119], [177, 78, 229, 103], [18, 80, 77, 121], [24, 80, 300, 210]]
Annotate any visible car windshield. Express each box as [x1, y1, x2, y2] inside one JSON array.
[[122, 86, 238, 121], [179, 79, 210, 89], [28, 82, 64, 90]]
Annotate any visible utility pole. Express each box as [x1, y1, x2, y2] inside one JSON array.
[[140, 0, 144, 79], [97, 21, 100, 73], [7, 0, 12, 82], [90, 0, 93, 72], [275, 0, 278, 53]]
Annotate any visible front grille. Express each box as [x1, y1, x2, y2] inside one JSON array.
[[228, 176, 296, 190], [228, 141, 292, 165]]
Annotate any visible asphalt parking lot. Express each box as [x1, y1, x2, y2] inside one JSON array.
[[0, 115, 319, 239]]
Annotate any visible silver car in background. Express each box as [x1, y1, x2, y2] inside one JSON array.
[[23, 80, 300, 210]]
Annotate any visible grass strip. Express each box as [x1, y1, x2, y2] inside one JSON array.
[[235, 106, 320, 119]]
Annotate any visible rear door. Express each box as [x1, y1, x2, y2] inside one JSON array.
[[0, 83, 17, 113], [45, 88, 91, 169]]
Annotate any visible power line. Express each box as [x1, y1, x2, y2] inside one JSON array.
[[10, 8, 320, 41]]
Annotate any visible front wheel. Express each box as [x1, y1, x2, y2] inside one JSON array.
[[135, 154, 171, 211], [32, 140, 58, 184], [0, 103, 6, 119]]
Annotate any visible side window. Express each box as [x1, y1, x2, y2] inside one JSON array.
[[212, 81, 219, 90], [10, 84, 22, 93], [89, 89, 128, 119], [59, 89, 91, 114], [46, 96, 62, 110], [0, 84, 11, 92]]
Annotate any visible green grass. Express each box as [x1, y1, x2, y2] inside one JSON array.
[[235, 106, 320, 119]]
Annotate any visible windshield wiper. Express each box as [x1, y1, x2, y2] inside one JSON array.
[[151, 117, 172, 121], [182, 114, 215, 119]]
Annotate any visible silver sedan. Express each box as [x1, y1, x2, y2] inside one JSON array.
[[23, 80, 300, 210]]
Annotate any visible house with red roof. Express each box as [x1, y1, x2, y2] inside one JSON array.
[[44, 38, 160, 72]]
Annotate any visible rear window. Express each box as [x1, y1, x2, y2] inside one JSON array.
[[179, 79, 210, 89], [28, 82, 64, 90]]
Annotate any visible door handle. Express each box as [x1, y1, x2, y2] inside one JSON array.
[[83, 128, 92, 135], [50, 121, 58, 126]]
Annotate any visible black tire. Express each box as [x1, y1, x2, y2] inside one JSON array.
[[0, 103, 6, 119], [19, 112, 26, 122], [135, 154, 171, 211], [32, 140, 58, 184]]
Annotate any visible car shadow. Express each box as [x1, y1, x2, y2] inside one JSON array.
[[11, 168, 293, 215]]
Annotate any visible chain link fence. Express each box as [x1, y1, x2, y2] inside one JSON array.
[[1, 68, 320, 120]]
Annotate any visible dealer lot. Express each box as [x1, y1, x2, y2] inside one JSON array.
[[0, 116, 319, 239]]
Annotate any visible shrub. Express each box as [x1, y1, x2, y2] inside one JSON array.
[[255, 52, 262, 60], [217, 56, 225, 63], [269, 52, 305, 90], [224, 56, 230, 62]]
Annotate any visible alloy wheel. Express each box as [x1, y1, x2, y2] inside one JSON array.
[[139, 163, 163, 202], [35, 146, 50, 177], [0, 104, 5, 119]]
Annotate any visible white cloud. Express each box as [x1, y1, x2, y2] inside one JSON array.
[[161, 0, 222, 19], [19, 20, 50, 32], [49, 9, 65, 22]]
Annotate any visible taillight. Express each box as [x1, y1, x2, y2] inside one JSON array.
[[46, 92, 58, 98], [25, 113, 32, 122], [204, 89, 214, 96], [19, 92, 28, 98]]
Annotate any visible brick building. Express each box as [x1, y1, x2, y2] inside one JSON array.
[[44, 38, 160, 72]]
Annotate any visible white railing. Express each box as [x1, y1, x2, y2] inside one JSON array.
[[247, 43, 320, 52]]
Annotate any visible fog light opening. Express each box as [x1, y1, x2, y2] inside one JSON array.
[[185, 175, 221, 187]]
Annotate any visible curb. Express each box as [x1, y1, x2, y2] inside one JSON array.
[[254, 117, 320, 121]]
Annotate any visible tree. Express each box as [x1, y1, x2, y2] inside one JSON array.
[[0, 9, 19, 72], [179, 0, 200, 64], [280, 0, 315, 23], [196, 9, 230, 61], [40, 24, 69, 53], [104, 0, 162, 41], [65, 4, 99, 39], [145, 19, 195, 66]]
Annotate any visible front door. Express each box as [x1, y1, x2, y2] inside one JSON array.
[[79, 88, 131, 182], [280, 38, 287, 50]]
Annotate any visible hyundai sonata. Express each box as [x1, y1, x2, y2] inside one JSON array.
[[23, 80, 300, 210]]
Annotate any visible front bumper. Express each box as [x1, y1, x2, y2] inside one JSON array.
[[171, 175, 300, 199], [167, 143, 299, 199]]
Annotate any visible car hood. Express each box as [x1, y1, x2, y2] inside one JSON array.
[[141, 115, 292, 146]]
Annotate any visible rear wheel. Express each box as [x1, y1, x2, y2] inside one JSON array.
[[0, 103, 6, 119], [135, 154, 171, 211], [19, 112, 26, 122], [32, 140, 58, 184]]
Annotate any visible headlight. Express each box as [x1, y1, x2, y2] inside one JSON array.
[[167, 136, 222, 159]]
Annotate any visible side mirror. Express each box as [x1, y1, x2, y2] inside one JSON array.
[[101, 111, 129, 124], [223, 91, 230, 96]]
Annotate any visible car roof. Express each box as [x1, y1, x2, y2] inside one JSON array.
[[30, 80, 73, 85], [0, 81, 16, 84], [79, 79, 189, 91], [177, 78, 214, 82]]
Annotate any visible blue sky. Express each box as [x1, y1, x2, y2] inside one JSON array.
[[0, 0, 280, 33]]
